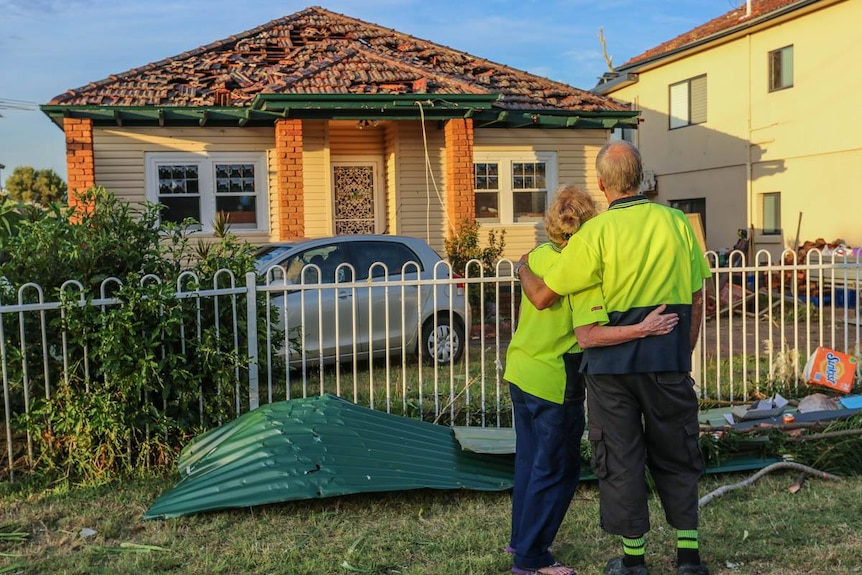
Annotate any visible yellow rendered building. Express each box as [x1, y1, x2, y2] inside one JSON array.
[[597, 0, 860, 257]]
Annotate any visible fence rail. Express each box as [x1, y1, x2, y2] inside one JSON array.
[[1, 250, 860, 481]]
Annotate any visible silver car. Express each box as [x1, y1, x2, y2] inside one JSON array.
[[256, 235, 469, 365]]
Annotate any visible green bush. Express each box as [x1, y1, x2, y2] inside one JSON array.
[[0, 187, 282, 482]]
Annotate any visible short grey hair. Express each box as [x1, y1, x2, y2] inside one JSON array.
[[596, 140, 643, 196]]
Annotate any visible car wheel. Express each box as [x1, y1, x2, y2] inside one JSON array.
[[420, 314, 465, 365]]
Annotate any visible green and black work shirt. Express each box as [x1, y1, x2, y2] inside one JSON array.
[[543, 195, 711, 374], [504, 242, 606, 403]]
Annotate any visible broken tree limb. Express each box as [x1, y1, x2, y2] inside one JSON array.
[[785, 428, 862, 442], [698, 462, 842, 507]]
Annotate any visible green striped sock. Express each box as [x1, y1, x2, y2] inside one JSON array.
[[677, 529, 701, 565], [622, 536, 645, 567]]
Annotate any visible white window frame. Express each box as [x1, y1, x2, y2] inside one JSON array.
[[761, 192, 782, 236], [669, 75, 707, 129], [769, 45, 794, 92], [145, 152, 269, 234], [473, 152, 557, 225]]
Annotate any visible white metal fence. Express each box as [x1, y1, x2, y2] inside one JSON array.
[[1, 250, 860, 480], [698, 249, 861, 401]]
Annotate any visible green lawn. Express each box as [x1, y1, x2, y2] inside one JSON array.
[[1, 470, 860, 574]]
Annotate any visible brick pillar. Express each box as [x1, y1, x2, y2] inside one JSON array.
[[275, 118, 304, 239], [64, 117, 95, 212], [444, 118, 475, 233]]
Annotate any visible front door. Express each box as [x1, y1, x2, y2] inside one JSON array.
[[332, 162, 380, 235]]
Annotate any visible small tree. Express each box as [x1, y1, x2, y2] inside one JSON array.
[[4, 166, 67, 206], [444, 218, 506, 316]]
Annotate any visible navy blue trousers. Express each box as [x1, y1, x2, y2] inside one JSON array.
[[509, 353, 585, 570]]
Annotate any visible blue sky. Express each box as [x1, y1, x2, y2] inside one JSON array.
[[0, 0, 740, 187]]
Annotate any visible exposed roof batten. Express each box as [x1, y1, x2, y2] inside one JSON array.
[[42, 5, 634, 129]]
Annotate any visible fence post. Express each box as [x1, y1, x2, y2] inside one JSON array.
[[246, 272, 259, 411], [692, 335, 703, 397]]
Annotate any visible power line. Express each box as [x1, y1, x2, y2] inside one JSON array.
[[0, 98, 37, 111]]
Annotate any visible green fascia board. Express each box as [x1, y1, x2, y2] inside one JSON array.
[[39, 105, 279, 128], [41, 94, 639, 130], [474, 110, 639, 130]]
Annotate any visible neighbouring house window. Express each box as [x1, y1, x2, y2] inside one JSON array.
[[474, 162, 500, 222], [610, 127, 636, 144], [473, 152, 557, 224], [669, 75, 707, 129], [769, 45, 794, 91], [669, 197, 707, 237], [761, 192, 781, 235], [146, 152, 268, 232]]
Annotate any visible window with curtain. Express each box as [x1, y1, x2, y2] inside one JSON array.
[[473, 153, 557, 224], [147, 152, 268, 232]]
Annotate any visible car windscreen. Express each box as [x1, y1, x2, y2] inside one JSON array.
[[255, 245, 295, 274], [349, 241, 424, 279]]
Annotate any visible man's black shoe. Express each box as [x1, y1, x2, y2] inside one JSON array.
[[677, 563, 709, 575], [604, 557, 649, 575]]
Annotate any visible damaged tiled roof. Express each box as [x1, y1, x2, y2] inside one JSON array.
[[49, 5, 623, 112], [620, 0, 809, 69]]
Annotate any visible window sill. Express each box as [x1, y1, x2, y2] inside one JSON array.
[[755, 233, 783, 245], [184, 229, 270, 238]]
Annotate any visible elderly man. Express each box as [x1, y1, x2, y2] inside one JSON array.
[[517, 141, 711, 575]]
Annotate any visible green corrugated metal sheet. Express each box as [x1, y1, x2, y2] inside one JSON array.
[[452, 425, 780, 477], [144, 395, 514, 519], [145, 399, 783, 519], [453, 426, 516, 454]]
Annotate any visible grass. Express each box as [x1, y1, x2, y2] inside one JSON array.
[[1, 469, 861, 574]]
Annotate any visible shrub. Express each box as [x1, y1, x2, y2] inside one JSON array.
[[444, 218, 506, 315], [0, 187, 281, 482]]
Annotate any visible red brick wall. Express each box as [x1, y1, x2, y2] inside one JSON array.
[[275, 119, 305, 239], [444, 119, 475, 232], [64, 117, 95, 213]]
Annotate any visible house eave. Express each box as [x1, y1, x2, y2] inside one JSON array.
[[592, 73, 639, 96], [41, 93, 640, 130]]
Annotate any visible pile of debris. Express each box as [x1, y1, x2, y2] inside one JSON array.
[[777, 238, 859, 304]]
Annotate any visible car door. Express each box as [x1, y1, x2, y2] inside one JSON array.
[[346, 240, 423, 359], [278, 244, 358, 364]]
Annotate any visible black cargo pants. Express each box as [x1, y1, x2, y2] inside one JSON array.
[[586, 372, 704, 536]]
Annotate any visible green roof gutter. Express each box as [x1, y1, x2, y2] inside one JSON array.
[[41, 93, 639, 130]]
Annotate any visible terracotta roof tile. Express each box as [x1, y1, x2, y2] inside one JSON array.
[[622, 0, 808, 68], [50, 6, 624, 112]]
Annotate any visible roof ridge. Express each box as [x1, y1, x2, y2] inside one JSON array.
[[619, 0, 809, 69], [48, 5, 623, 112]]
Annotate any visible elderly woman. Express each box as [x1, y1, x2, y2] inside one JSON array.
[[505, 185, 677, 575]]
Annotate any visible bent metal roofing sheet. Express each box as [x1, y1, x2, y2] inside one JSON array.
[[143, 395, 514, 520]]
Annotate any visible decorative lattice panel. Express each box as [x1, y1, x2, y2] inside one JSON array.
[[334, 166, 375, 235]]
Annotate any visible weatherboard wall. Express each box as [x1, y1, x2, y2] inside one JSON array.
[[91, 126, 277, 243], [88, 121, 614, 259], [472, 128, 609, 260]]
